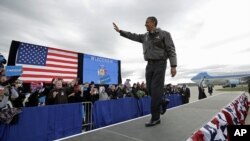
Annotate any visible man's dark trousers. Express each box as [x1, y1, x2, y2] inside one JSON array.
[[146, 60, 166, 121]]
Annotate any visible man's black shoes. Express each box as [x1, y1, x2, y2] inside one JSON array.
[[160, 98, 170, 115], [145, 119, 161, 127]]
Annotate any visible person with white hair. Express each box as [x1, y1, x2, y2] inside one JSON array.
[[99, 86, 109, 101]]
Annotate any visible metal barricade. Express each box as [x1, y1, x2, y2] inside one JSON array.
[[81, 101, 93, 131]]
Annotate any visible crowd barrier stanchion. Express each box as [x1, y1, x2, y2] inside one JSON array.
[[82, 102, 93, 131]]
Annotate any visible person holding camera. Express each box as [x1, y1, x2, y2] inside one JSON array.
[[0, 85, 9, 109], [0, 84, 21, 124]]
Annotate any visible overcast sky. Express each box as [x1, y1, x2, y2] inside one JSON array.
[[1, 0, 250, 85]]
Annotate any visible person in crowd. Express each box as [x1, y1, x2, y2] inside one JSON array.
[[83, 83, 89, 91], [131, 83, 139, 99], [76, 83, 85, 103], [45, 78, 58, 105], [0, 75, 20, 108], [47, 79, 68, 105], [164, 83, 172, 95], [124, 79, 132, 91], [0, 54, 20, 88], [140, 81, 148, 96], [113, 16, 177, 127], [66, 78, 83, 103], [89, 87, 99, 103], [0, 85, 11, 109], [208, 84, 213, 96], [106, 84, 112, 94], [107, 84, 117, 99], [0, 54, 24, 108], [171, 85, 179, 94], [116, 83, 125, 98], [25, 82, 45, 107], [136, 89, 146, 99], [99, 86, 109, 100], [81, 82, 89, 102], [0, 53, 7, 76], [198, 77, 207, 100], [10, 79, 26, 107], [86, 81, 99, 103], [123, 85, 132, 97], [180, 84, 190, 104], [198, 85, 206, 100], [177, 85, 182, 94], [0, 74, 19, 88], [133, 82, 146, 99], [85, 81, 94, 101], [0, 85, 21, 124], [136, 82, 141, 89]]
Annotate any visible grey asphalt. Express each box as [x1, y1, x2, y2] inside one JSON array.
[[57, 92, 244, 141]]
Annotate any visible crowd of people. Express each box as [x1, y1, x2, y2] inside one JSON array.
[[0, 53, 211, 125], [1, 77, 152, 108]]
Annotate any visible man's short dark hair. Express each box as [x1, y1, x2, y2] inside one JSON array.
[[147, 16, 158, 27]]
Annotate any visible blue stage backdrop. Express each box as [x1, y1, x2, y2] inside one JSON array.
[[83, 54, 119, 84]]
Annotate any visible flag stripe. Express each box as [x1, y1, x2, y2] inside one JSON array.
[[47, 55, 77, 62], [20, 64, 77, 73], [48, 52, 77, 59], [49, 47, 78, 54], [22, 72, 77, 77], [46, 63, 77, 69], [22, 67, 77, 73], [19, 77, 74, 82], [21, 74, 76, 78], [46, 60, 77, 67]]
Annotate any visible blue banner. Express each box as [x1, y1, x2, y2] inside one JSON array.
[[5, 66, 23, 76], [83, 54, 119, 84]]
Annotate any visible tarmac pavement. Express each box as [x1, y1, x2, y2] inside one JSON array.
[[188, 85, 250, 124]]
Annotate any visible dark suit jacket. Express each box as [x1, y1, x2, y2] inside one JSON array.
[[180, 87, 190, 104]]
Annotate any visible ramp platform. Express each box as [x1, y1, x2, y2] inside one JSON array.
[[57, 92, 243, 141]]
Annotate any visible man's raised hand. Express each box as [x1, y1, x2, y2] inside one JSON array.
[[113, 22, 120, 33]]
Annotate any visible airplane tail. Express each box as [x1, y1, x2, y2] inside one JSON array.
[[191, 72, 212, 81], [191, 72, 213, 87]]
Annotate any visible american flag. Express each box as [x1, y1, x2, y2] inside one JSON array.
[[187, 94, 249, 141], [187, 121, 226, 141], [15, 42, 78, 83]]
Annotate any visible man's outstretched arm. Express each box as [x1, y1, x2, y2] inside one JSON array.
[[113, 22, 143, 43]]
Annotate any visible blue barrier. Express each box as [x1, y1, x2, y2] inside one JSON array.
[[0, 103, 82, 141], [93, 95, 182, 128], [93, 97, 141, 128], [0, 95, 181, 140], [166, 94, 182, 108]]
